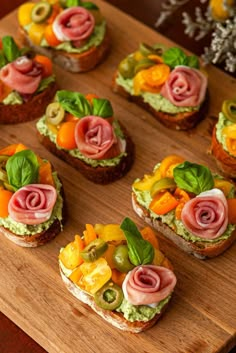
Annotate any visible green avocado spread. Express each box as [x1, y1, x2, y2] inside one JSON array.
[[116, 73, 199, 114], [0, 172, 63, 236], [36, 116, 127, 168]]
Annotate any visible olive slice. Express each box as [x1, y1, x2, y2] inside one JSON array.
[[80, 239, 108, 262], [31, 2, 52, 24], [46, 102, 65, 125], [113, 245, 135, 273], [150, 177, 177, 198], [59, 0, 67, 8], [134, 58, 155, 74], [139, 43, 155, 56], [222, 99, 236, 122], [94, 282, 124, 310], [118, 56, 137, 79]]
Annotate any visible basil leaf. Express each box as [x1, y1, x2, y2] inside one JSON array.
[[66, 0, 81, 7], [173, 161, 214, 195], [120, 217, 154, 266], [0, 50, 7, 68], [163, 47, 188, 69], [92, 98, 113, 118], [82, 2, 99, 9], [57, 90, 92, 117], [6, 150, 39, 191], [187, 55, 199, 69], [2, 36, 21, 63]]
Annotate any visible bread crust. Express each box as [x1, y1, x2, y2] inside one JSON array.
[[211, 125, 236, 178], [18, 26, 110, 73], [0, 82, 58, 124], [37, 126, 135, 184], [132, 193, 236, 259], [59, 267, 169, 333], [112, 71, 209, 130]]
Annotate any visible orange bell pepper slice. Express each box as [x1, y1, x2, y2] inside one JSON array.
[[142, 64, 170, 88], [83, 224, 97, 246], [141, 226, 159, 249], [0, 189, 14, 218], [34, 55, 53, 77], [159, 154, 185, 178], [111, 269, 126, 287], [226, 137, 236, 156], [174, 188, 191, 220], [44, 24, 61, 47], [0, 143, 27, 156], [149, 191, 179, 215]]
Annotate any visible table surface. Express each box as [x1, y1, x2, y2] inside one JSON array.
[[0, 1, 236, 353]]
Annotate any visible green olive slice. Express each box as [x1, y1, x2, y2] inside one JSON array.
[[94, 282, 124, 310], [80, 238, 108, 262], [118, 56, 137, 79], [113, 245, 135, 273], [134, 58, 155, 74], [150, 177, 177, 198], [31, 2, 52, 24], [139, 43, 154, 56], [46, 102, 65, 125], [0, 167, 7, 182], [222, 99, 236, 122]]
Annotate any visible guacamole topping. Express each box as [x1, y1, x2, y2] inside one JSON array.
[[37, 116, 127, 167], [0, 172, 63, 235], [116, 73, 199, 114], [133, 170, 236, 243]]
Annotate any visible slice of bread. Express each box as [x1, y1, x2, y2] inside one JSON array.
[[112, 71, 209, 130], [132, 155, 236, 259], [0, 82, 57, 124], [59, 220, 176, 332]]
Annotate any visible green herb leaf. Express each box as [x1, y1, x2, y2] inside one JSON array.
[[82, 2, 99, 9], [6, 150, 39, 191], [0, 50, 7, 68], [92, 98, 113, 118], [2, 36, 21, 63], [173, 161, 214, 195], [120, 217, 154, 266], [163, 47, 188, 69], [66, 0, 81, 7], [186, 55, 199, 69], [57, 90, 92, 117]]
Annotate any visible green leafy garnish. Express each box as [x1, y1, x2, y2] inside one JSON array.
[[0, 50, 7, 68], [82, 2, 99, 9], [57, 90, 92, 117], [120, 217, 154, 266], [163, 47, 199, 69], [6, 150, 39, 191], [2, 36, 21, 63], [92, 98, 113, 118], [66, 0, 81, 7], [173, 161, 214, 195]]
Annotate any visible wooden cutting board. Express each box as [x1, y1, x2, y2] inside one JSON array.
[[0, 1, 235, 353]]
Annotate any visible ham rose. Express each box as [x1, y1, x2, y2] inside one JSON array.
[[0, 56, 42, 94], [75, 115, 117, 159], [53, 7, 95, 43], [122, 265, 177, 305], [181, 188, 228, 239], [8, 184, 57, 225], [160, 65, 207, 107]]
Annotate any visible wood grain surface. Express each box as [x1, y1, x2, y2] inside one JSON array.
[[0, 2, 236, 353]]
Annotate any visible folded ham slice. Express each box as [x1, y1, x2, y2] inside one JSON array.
[[160, 65, 207, 107], [181, 188, 228, 239], [0, 56, 42, 94], [8, 184, 57, 225], [75, 115, 117, 159], [53, 7, 95, 42], [122, 265, 177, 306]]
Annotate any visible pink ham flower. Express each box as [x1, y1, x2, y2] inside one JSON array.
[[75, 115, 116, 159], [122, 265, 177, 306], [8, 184, 57, 225], [52, 7, 95, 44], [181, 188, 228, 239], [160, 65, 207, 107]]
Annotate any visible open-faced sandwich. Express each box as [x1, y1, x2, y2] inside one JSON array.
[[0, 35, 57, 124], [112, 43, 208, 130], [211, 99, 236, 178], [36, 90, 134, 184], [0, 143, 65, 247], [132, 155, 236, 259], [59, 217, 177, 332], [18, 0, 110, 72]]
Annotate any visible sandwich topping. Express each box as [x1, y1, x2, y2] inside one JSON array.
[[132, 155, 236, 243], [37, 90, 127, 167], [0, 144, 63, 235], [59, 218, 177, 323], [0, 36, 55, 105], [116, 44, 207, 114], [18, 0, 107, 54]]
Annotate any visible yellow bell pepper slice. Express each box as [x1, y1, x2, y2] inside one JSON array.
[[59, 235, 85, 270], [18, 3, 35, 26], [28, 23, 47, 45], [94, 224, 126, 243]]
